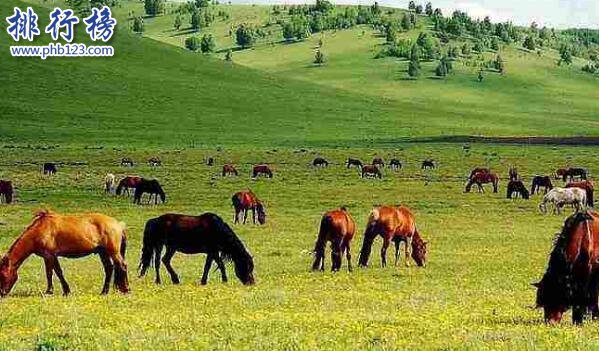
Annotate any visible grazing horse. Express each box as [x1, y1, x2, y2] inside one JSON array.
[[563, 168, 587, 182], [232, 191, 266, 225], [509, 167, 519, 181], [421, 159, 435, 170], [222, 164, 238, 177], [531, 176, 553, 195], [358, 205, 427, 268], [555, 168, 568, 180], [104, 173, 116, 193], [43, 163, 57, 175], [0, 181, 13, 204], [115, 176, 142, 196], [534, 211, 599, 324], [0, 210, 129, 297], [252, 165, 273, 178], [206, 157, 214, 166], [133, 179, 166, 205], [372, 158, 385, 168], [346, 158, 363, 169], [361, 165, 382, 179], [566, 180, 594, 207], [389, 159, 402, 170], [312, 207, 356, 272], [312, 157, 329, 167], [148, 157, 161, 167], [138, 213, 255, 286], [469, 167, 489, 180], [465, 171, 499, 193], [539, 187, 586, 215], [507, 180, 530, 199], [121, 158, 134, 167]]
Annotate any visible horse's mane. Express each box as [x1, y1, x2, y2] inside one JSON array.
[[210, 214, 253, 263]]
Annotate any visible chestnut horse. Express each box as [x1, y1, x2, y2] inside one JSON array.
[[465, 171, 499, 193], [361, 165, 382, 179], [232, 191, 266, 225], [372, 158, 385, 168], [567, 180, 594, 207], [358, 205, 427, 268], [531, 176, 553, 195], [534, 211, 599, 324], [507, 180, 529, 199], [139, 213, 255, 286], [222, 164, 238, 177], [469, 167, 489, 180], [252, 165, 273, 178], [116, 176, 142, 196], [0, 180, 13, 204], [313, 157, 329, 167], [312, 207, 356, 272], [0, 210, 129, 297]]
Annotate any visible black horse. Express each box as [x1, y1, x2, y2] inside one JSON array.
[[138, 213, 255, 286], [507, 180, 530, 199], [133, 179, 166, 204], [421, 159, 435, 170], [389, 159, 402, 170], [313, 157, 329, 167], [346, 158, 363, 169], [563, 168, 587, 182], [121, 158, 134, 167], [531, 176, 553, 195], [43, 163, 57, 175]]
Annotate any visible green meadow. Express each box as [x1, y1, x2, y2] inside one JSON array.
[[2, 0, 599, 349]]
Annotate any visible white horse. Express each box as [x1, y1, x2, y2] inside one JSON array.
[[539, 187, 587, 214], [104, 173, 116, 194]]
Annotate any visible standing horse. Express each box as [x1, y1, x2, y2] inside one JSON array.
[[252, 165, 273, 178], [563, 168, 587, 182], [133, 179, 166, 204], [421, 159, 435, 170], [389, 159, 402, 170], [531, 176, 553, 195], [206, 157, 214, 166], [104, 173, 116, 193], [222, 164, 238, 177], [232, 191, 266, 225], [372, 158, 385, 168], [361, 165, 382, 179], [138, 213, 255, 286], [555, 168, 567, 180], [0, 210, 129, 296], [312, 208, 356, 272], [566, 180, 594, 207], [358, 205, 427, 268], [534, 211, 599, 324], [0, 181, 13, 204], [116, 176, 142, 196], [121, 158, 134, 167], [148, 157, 161, 167], [539, 187, 586, 215], [346, 158, 363, 169], [43, 163, 57, 175], [509, 167, 519, 181], [313, 157, 329, 167], [469, 167, 489, 180], [507, 180, 529, 199], [465, 171, 499, 193]]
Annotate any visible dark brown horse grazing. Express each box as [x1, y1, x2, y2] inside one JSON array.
[[358, 205, 427, 268], [421, 159, 435, 170], [389, 159, 402, 170], [361, 165, 382, 179], [139, 213, 255, 286], [232, 191, 266, 225], [563, 168, 587, 182], [133, 179, 166, 204], [42, 163, 57, 175], [121, 157, 134, 167], [313, 157, 329, 167], [346, 158, 363, 169], [206, 157, 214, 166], [555, 168, 568, 180], [312, 207, 356, 272], [0, 210, 129, 297], [372, 158, 385, 168], [469, 167, 489, 180], [0, 181, 13, 204], [507, 180, 529, 199], [531, 176, 553, 195], [534, 211, 599, 324], [509, 167, 519, 181], [116, 176, 142, 196], [222, 164, 238, 176], [465, 171, 499, 193], [567, 180, 594, 207], [252, 165, 273, 178]]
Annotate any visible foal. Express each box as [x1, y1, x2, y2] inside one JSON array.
[[232, 191, 266, 225]]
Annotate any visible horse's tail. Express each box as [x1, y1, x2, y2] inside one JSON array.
[[157, 182, 166, 203], [139, 218, 161, 277], [5, 182, 13, 204], [210, 213, 255, 285], [312, 215, 332, 270], [116, 180, 124, 195], [358, 208, 379, 267]]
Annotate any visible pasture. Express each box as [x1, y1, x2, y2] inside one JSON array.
[[1, 143, 598, 350]]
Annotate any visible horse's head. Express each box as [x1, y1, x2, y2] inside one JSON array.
[[256, 202, 266, 225], [533, 280, 568, 324], [0, 256, 18, 297], [233, 252, 255, 286], [411, 233, 427, 267], [464, 180, 473, 193]]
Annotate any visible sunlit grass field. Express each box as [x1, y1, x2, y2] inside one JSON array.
[[1, 144, 598, 350]]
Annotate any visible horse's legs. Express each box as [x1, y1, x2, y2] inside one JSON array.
[[233, 208, 239, 224], [252, 208, 256, 224], [380, 236, 390, 268], [154, 245, 163, 284], [215, 254, 228, 283], [110, 252, 130, 293], [51, 257, 71, 296], [162, 248, 180, 284], [394, 240, 401, 266], [331, 238, 342, 272], [589, 271, 599, 320], [43, 257, 54, 295], [343, 240, 353, 272], [200, 254, 214, 285], [98, 250, 114, 295], [404, 237, 413, 267]]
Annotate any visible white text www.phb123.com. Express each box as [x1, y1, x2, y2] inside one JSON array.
[[10, 43, 114, 59]]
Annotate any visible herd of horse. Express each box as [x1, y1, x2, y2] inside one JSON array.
[[0, 156, 597, 325]]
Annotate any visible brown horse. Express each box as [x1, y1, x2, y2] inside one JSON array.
[[312, 207, 356, 272], [222, 164, 239, 176], [312, 157, 329, 167], [465, 171, 499, 193], [0, 181, 13, 204], [232, 191, 266, 225], [534, 211, 599, 324], [148, 157, 161, 167], [252, 165, 273, 178], [555, 168, 568, 180], [0, 210, 129, 297], [358, 205, 427, 268], [361, 165, 382, 179], [567, 180, 594, 207], [531, 176, 553, 195], [116, 176, 142, 196], [507, 180, 529, 199], [346, 158, 363, 169], [133, 179, 166, 205], [563, 168, 587, 182], [372, 158, 385, 168], [469, 167, 489, 180]]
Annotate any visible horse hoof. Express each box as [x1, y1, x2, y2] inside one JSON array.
[[44, 290, 53, 295]]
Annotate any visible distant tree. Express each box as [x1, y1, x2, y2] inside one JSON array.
[[235, 24, 256, 48], [318, 38, 323, 48], [478, 70, 484, 82], [523, 35, 536, 51], [400, 14, 412, 31], [559, 45, 573, 65], [200, 34, 215, 53], [191, 11, 201, 31], [433, 8, 442, 17], [473, 41, 484, 53], [415, 4, 423, 14], [408, 59, 420, 78], [314, 49, 325, 65], [225, 49, 233, 61], [314, 0, 334, 13], [282, 22, 294, 42], [132, 16, 144, 33], [195, 0, 209, 7], [174, 14, 182, 30], [435, 61, 447, 77], [144, 0, 164, 16], [386, 25, 396, 43], [410, 43, 421, 61], [370, 2, 381, 17], [408, 1, 416, 11], [425, 2, 433, 16], [185, 36, 201, 51], [490, 37, 500, 51], [494, 54, 505, 73], [461, 43, 471, 56]]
